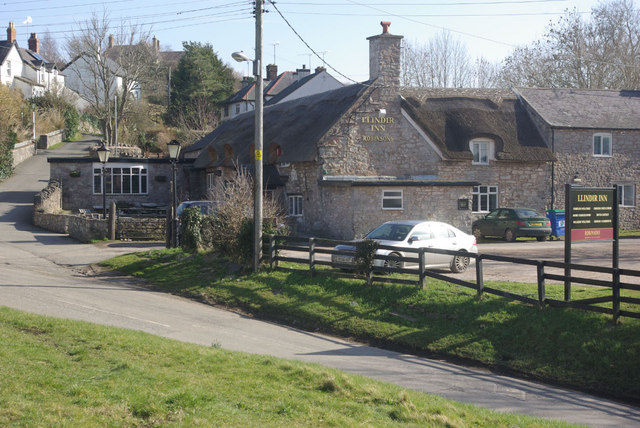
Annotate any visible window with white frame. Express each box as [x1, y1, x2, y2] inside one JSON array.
[[235, 104, 240, 114], [470, 139, 493, 165], [382, 189, 403, 210], [617, 184, 635, 207], [593, 133, 612, 157], [206, 172, 215, 191], [472, 185, 498, 212], [288, 195, 303, 216], [93, 164, 148, 195]]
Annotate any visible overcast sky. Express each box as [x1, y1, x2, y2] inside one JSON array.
[[1, 0, 605, 83]]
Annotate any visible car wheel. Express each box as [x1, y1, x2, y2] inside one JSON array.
[[472, 226, 483, 240], [505, 229, 517, 242], [384, 253, 404, 270], [450, 253, 469, 273], [536, 236, 548, 242]]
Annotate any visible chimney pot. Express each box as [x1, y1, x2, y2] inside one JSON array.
[[381, 21, 391, 34]]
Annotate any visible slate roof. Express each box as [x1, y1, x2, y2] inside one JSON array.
[[0, 40, 14, 64], [400, 88, 555, 162], [193, 82, 372, 169], [515, 88, 640, 129], [265, 71, 339, 106]]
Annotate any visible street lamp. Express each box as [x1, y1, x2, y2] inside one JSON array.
[[233, 2, 263, 272], [96, 143, 111, 219], [167, 139, 181, 248]]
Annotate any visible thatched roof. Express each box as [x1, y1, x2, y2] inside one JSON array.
[[400, 88, 554, 162], [193, 82, 372, 169]]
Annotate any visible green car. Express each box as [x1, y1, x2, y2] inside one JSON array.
[[472, 208, 552, 242]]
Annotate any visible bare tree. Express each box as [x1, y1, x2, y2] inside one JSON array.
[[39, 30, 65, 68], [65, 12, 159, 146], [402, 30, 490, 88], [499, 1, 640, 89]]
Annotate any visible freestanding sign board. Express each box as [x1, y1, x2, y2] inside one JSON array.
[[564, 185, 618, 301]]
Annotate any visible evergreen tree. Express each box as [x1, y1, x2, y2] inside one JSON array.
[[169, 42, 235, 132]]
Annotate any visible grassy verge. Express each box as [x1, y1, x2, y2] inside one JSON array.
[[101, 249, 640, 402], [0, 307, 572, 427]]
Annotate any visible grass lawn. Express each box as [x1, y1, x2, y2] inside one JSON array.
[[101, 249, 640, 402], [0, 307, 573, 427]]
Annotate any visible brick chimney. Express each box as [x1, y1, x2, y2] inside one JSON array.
[[7, 22, 16, 43], [367, 21, 403, 86], [28, 33, 39, 53], [266, 64, 278, 81], [315, 66, 326, 74]]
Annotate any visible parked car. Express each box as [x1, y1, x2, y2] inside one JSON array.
[[472, 208, 551, 242], [331, 220, 478, 273], [176, 200, 220, 216]]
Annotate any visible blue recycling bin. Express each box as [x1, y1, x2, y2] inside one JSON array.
[[546, 209, 565, 239]]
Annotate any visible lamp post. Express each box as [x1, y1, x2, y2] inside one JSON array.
[[167, 139, 181, 248], [232, 1, 263, 272], [96, 143, 111, 219]]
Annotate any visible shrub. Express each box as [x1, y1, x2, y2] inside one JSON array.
[[180, 206, 202, 251]]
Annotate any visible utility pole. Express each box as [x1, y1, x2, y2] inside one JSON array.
[[253, 1, 264, 272]]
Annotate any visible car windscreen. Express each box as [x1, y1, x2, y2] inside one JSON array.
[[515, 209, 542, 218], [365, 223, 414, 241]]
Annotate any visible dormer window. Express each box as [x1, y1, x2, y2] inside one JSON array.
[[470, 139, 494, 165], [593, 133, 612, 157]]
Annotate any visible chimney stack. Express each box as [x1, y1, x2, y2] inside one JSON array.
[[266, 64, 278, 81], [367, 21, 403, 86], [108, 34, 114, 48], [315, 66, 326, 74], [295, 65, 310, 81], [7, 22, 16, 43], [28, 33, 39, 53], [152, 35, 160, 51]]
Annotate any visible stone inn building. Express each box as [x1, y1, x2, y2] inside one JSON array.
[[183, 22, 638, 239]]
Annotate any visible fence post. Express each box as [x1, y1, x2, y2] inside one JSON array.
[[537, 261, 546, 310], [418, 248, 426, 289], [269, 235, 276, 270], [309, 237, 316, 276], [613, 268, 621, 324], [476, 255, 484, 298]]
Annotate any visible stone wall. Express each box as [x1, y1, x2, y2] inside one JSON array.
[[552, 129, 640, 229], [33, 212, 110, 242], [38, 130, 65, 149], [34, 180, 62, 213], [12, 139, 36, 167], [117, 216, 166, 241]]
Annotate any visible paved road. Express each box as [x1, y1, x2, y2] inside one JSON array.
[[1, 138, 639, 427]]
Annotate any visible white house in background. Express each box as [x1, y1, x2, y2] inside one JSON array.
[[221, 64, 343, 122], [0, 22, 64, 97], [62, 53, 141, 106]]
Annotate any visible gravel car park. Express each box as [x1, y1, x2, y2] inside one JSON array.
[[332, 220, 478, 273]]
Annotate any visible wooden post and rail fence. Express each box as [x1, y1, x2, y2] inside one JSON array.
[[266, 235, 640, 323]]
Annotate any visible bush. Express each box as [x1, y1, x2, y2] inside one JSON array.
[[179, 206, 202, 251]]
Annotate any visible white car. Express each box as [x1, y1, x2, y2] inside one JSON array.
[[332, 220, 478, 273]]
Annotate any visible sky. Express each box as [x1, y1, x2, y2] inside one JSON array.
[[1, 0, 606, 83]]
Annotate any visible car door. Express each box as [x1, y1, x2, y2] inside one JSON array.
[[482, 209, 500, 237], [496, 209, 513, 236], [427, 224, 452, 266]]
